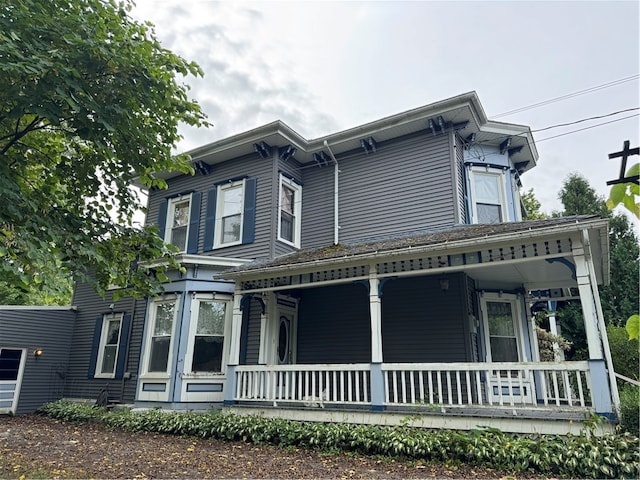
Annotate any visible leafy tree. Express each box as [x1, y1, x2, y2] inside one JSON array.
[[606, 161, 640, 340], [555, 174, 640, 361], [558, 173, 610, 218], [0, 0, 210, 299], [520, 188, 547, 220]]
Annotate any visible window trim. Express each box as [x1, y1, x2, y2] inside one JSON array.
[[469, 167, 508, 224], [165, 194, 192, 253], [214, 180, 245, 248], [277, 174, 302, 247], [94, 313, 124, 379], [141, 296, 179, 377], [184, 294, 233, 376]]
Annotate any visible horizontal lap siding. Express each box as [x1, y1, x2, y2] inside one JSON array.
[[382, 274, 471, 363], [0, 308, 75, 414], [300, 166, 335, 249], [297, 284, 370, 364], [146, 155, 274, 260], [243, 298, 262, 365], [455, 134, 467, 224], [339, 133, 455, 243], [64, 282, 146, 403]]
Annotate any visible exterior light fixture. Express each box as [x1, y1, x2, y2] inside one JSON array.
[[33, 348, 44, 357]]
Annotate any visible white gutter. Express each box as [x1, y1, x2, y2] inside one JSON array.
[[324, 140, 340, 245]]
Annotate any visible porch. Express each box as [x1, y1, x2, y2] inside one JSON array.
[[219, 218, 618, 435]]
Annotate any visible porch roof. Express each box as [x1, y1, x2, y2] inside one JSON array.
[[220, 216, 610, 288]]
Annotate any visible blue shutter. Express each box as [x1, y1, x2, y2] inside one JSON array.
[[88, 316, 103, 379], [242, 178, 257, 244], [187, 192, 202, 254], [203, 188, 217, 251], [157, 199, 168, 240], [114, 314, 131, 380]]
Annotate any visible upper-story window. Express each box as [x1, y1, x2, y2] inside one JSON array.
[[469, 167, 507, 224], [215, 180, 244, 247], [278, 174, 302, 247], [166, 194, 192, 252]]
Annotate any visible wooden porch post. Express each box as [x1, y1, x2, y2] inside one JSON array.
[[572, 232, 616, 415], [369, 265, 385, 410], [224, 287, 243, 405]]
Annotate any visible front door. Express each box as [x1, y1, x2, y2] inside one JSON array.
[[0, 348, 26, 414], [276, 307, 296, 365], [480, 293, 533, 404]]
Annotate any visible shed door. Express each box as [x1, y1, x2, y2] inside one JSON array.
[[0, 348, 26, 414]]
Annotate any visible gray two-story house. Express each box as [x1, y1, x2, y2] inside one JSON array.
[[62, 92, 617, 434]]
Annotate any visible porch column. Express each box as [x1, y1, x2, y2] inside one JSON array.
[[369, 265, 385, 411], [224, 288, 243, 405], [572, 232, 616, 415]]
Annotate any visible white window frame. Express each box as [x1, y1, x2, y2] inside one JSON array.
[[94, 313, 124, 379], [141, 297, 179, 377], [469, 167, 508, 224], [165, 194, 192, 253], [277, 174, 302, 248], [480, 293, 525, 363], [184, 294, 233, 375], [214, 180, 245, 248]]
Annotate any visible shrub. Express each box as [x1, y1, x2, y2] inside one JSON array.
[[37, 400, 640, 479], [607, 325, 639, 381], [619, 384, 640, 437]]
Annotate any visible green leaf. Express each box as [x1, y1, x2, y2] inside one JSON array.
[[625, 315, 639, 340]]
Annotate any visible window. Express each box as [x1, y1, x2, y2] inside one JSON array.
[[278, 174, 302, 247], [470, 168, 507, 224], [166, 195, 191, 252], [215, 181, 244, 247], [186, 298, 231, 373], [146, 299, 177, 373], [95, 313, 123, 377], [204, 178, 256, 250]]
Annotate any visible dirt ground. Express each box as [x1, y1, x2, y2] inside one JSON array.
[[1, 414, 542, 479]]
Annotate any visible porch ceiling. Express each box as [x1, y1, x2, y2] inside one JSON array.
[[220, 216, 609, 293]]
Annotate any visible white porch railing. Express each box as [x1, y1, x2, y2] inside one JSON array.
[[383, 361, 592, 408], [235, 364, 371, 405], [234, 361, 593, 409]]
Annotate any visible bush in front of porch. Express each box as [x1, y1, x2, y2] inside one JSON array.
[[38, 400, 639, 479]]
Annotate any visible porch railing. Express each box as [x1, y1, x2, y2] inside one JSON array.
[[235, 364, 371, 405], [234, 361, 592, 409], [383, 361, 592, 408]]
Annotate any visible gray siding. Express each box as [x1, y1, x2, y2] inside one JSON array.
[[242, 298, 262, 365], [147, 153, 274, 260], [338, 132, 456, 243], [300, 164, 335, 249], [64, 282, 146, 403], [455, 134, 467, 224], [0, 308, 75, 414], [297, 284, 370, 364], [381, 273, 472, 363]]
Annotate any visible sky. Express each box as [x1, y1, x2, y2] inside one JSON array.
[[131, 0, 639, 217]]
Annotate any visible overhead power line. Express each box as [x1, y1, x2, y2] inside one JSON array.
[[531, 107, 640, 133], [536, 114, 640, 143], [492, 74, 640, 118]]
